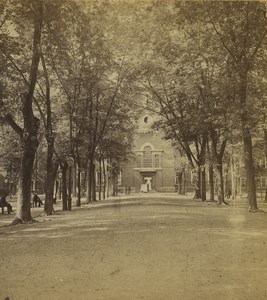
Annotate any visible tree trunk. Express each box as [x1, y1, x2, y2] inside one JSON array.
[[67, 166, 72, 211], [264, 128, 267, 203], [76, 164, 81, 207], [243, 128, 258, 210], [99, 156, 102, 201], [112, 174, 115, 197], [201, 166, 206, 201], [107, 174, 111, 198], [87, 154, 95, 203], [62, 163, 68, 211], [209, 131, 227, 205], [215, 164, 224, 205], [52, 162, 59, 202], [177, 172, 182, 195], [240, 73, 258, 211], [193, 166, 201, 199], [112, 173, 118, 196], [14, 136, 38, 223], [230, 155, 236, 200], [40, 50, 55, 215], [102, 158, 106, 200], [92, 162, 96, 201], [183, 171, 186, 195], [209, 164, 215, 201], [44, 137, 54, 215], [83, 168, 87, 197], [10, 1, 43, 224], [73, 163, 77, 198]]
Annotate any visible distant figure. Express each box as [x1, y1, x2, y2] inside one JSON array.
[[32, 194, 43, 207], [225, 189, 231, 199], [0, 196, 12, 214]]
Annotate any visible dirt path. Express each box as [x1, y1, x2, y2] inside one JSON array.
[[0, 194, 267, 300]]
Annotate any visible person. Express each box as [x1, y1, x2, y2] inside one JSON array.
[[32, 194, 43, 207], [0, 196, 12, 214], [225, 189, 231, 199]]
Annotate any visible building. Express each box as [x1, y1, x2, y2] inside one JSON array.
[[121, 112, 178, 192]]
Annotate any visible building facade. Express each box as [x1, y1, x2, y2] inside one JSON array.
[[121, 113, 177, 192]]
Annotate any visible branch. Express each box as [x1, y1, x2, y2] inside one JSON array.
[[249, 29, 267, 66], [146, 81, 196, 167], [219, 138, 227, 159], [208, 16, 238, 64], [26, 1, 43, 103], [4, 113, 23, 137], [0, 45, 28, 85], [95, 58, 125, 146], [0, 11, 7, 29]]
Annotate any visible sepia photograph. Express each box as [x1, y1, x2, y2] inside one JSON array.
[[0, 0, 267, 299]]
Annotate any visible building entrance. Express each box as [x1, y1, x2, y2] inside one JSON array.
[[144, 177, 152, 191], [140, 175, 155, 192]]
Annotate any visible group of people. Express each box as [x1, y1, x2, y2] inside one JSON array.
[[0, 193, 44, 214], [32, 194, 43, 207]]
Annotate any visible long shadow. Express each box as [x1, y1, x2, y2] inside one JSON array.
[[85, 198, 216, 212]]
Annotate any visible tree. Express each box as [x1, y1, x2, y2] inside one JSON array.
[[0, 0, 43, 223], [181, 1, 267, 210], [36, 0, 82, 214]]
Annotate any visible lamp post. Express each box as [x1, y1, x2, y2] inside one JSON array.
[[66, 156, 74, 211]]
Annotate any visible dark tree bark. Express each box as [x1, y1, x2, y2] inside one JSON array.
[[200, 166, 206, 201], [112, 174, 116, 197], [215, 163, 225, 205], [76, 158, 81, 207], [210, 128, 228, 205], [239, 73, 258, 211], [209, 164, 215, 201], [44, 136, 54, 214], [193, 166, 201, 199], [192, 135, 207, 200], [40, 53, 55, 215], [92, 162, 96, 201], [87, 153, 94, 203], [61, 162, 68, 211], [99, 155, 102, 201], [15, 118, 39, 223], [52, 162, 59, 202], [177, 172, 183, 195], [102, 158, 106, 200], [67, 165, 72, 211], [264, 128, 267, 203]]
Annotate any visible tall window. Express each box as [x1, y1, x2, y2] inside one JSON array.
[[136, 155, 142, 168], [154, 154, 160, 168], [135, 145, 162, 169], [143, 146, 152, 168]]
